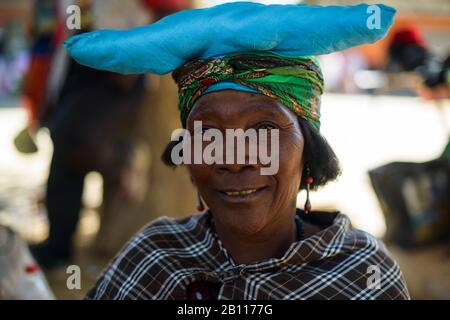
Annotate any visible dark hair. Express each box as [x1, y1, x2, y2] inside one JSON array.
[[161, 116, 341, 190], [297, 117, 341, 190]]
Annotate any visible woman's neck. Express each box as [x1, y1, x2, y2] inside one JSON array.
[[213, 209, 298, 265]]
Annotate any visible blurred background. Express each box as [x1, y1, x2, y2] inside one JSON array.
[[0, 0, 449, 300]]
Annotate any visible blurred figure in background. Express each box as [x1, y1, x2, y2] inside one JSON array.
[[92, 0, 196, 257], [387, 25, 450, 156], [27, 0, 148, 269], [369, 25, 450, 249], [387, 25, 450, 101]]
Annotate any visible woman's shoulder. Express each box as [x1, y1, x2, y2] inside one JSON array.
[[85, 212, 210, 299], [329, 212, 411, 299], [302, 210, 409, 299], [325, 211, 398, 262]]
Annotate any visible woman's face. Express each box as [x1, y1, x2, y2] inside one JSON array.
[[186, 90, 304, 236]]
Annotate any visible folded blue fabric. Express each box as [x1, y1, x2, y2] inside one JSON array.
[[64, 2, 396, 75]]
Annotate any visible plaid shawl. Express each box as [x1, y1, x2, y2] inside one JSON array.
[[86, 210, 410, 300]]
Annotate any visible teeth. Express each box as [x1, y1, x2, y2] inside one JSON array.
[[225, 189, 257, 196]]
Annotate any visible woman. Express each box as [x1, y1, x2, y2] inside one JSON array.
[[65, 2, 409, 299]]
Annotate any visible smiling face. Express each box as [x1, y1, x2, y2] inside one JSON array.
[[185, 90, 305, 237]]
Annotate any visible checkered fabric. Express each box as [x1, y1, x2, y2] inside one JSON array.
[[86, 210, 410, 300]]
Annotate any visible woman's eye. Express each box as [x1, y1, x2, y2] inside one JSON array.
[[256, 123, 277, 131], [193, 127, 212, 135]]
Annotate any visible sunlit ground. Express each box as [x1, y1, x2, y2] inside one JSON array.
[[0, 105, 102, 244], [0, 93, 449, 242]]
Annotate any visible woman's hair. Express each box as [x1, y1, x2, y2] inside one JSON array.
[[297, 117, 341, 190], [161, 116, 341, 190]]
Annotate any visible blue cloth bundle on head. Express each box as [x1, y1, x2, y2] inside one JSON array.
[[64, 2, 396, 130], [64, 2, 396, 75]]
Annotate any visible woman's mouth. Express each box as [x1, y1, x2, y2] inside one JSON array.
[[218, 186, 267, 202], [225, 189, 258, 196]]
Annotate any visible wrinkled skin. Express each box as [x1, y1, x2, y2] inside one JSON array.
[[186, 90, 314, 264]]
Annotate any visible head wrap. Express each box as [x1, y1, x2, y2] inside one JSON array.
[[173, 52, 323, 130]]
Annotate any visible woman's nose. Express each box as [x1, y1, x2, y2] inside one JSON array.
[[215, 161, 260, 173]]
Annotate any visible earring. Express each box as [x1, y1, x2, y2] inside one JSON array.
[[304, 167, 313, 213], [196, 191, 205, 212]]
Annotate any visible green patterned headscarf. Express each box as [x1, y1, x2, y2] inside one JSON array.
[[172, 52, 324, 130]]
